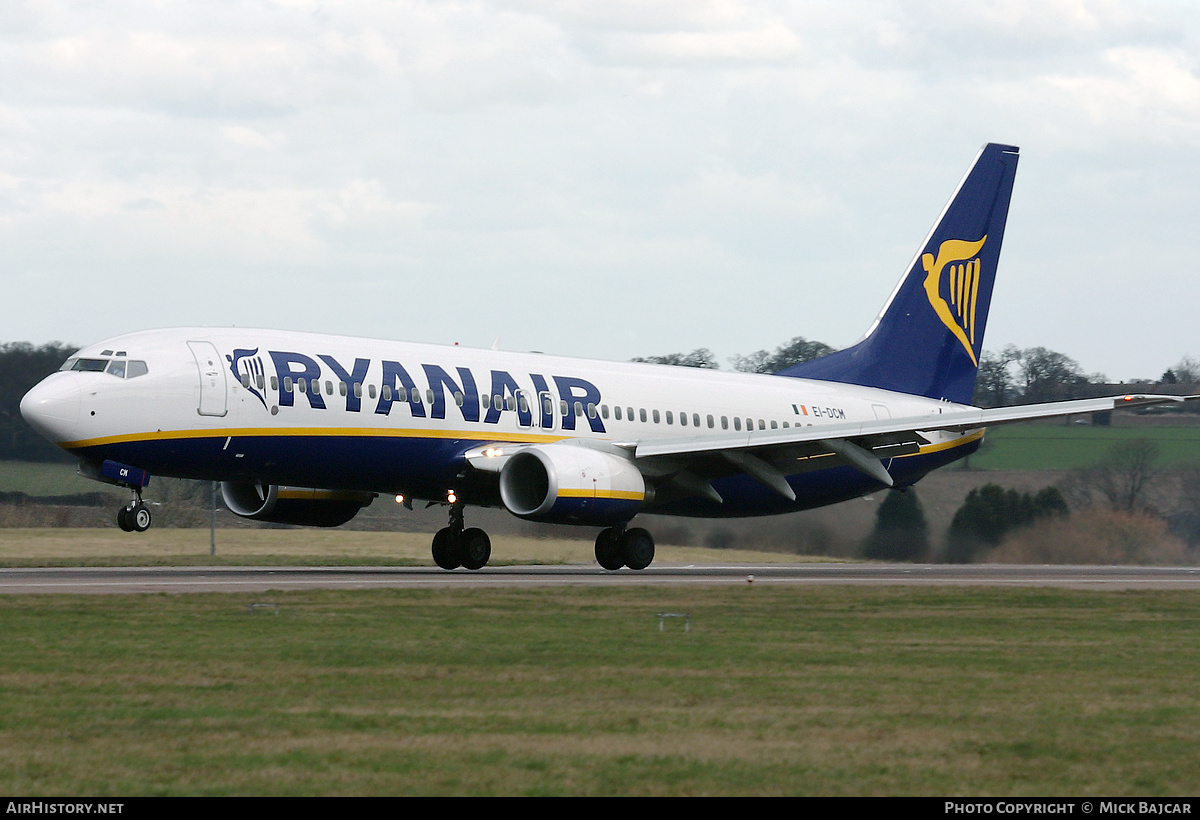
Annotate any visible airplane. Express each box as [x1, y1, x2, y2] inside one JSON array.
[[19, 143, 1190, 570]]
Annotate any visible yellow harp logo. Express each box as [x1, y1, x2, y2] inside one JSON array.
[[922, 236, 987, 366]]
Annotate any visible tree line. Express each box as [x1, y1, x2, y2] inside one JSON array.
[[861, 436, 1200, 565], [636, 338, 1200, 408], [0, 342, 79, 462]]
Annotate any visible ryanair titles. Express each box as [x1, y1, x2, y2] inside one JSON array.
[[228, 348, 607, 434]]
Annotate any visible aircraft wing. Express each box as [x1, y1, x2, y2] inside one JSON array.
[[465, 394, 1192, 503], [627, 393, 1193, 497]]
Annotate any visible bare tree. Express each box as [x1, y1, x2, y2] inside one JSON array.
[[630, 349, 719, 369], [1066, 439, 1163, 514], [729, 336, 833, 374]]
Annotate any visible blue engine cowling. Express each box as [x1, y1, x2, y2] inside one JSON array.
[[221, 482, 374, 527]]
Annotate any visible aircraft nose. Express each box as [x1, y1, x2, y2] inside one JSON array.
[[20, 373, 82, 445]]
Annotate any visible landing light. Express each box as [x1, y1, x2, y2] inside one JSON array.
[[395, 494, 404, 504], [447, 490, 457, 504]]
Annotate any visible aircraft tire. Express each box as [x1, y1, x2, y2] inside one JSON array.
[[116, 506, 135, 532], [621, 527, 655, 571], [460, 527, 491, 570], [432, 527, 462, 570], [595, 527, 625, 571], [131, 503, 152, 533]]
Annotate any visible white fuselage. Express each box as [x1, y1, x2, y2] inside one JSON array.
[[21, 326, 981, 518]]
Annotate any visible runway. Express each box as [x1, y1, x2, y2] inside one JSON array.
[[2, 563, 1200, 594]]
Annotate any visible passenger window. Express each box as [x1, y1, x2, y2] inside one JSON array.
[[240, 373, 251, 388], [283, 377, 293, 393], [326, 381, 334, 395], [482, 394, 491, 410], [298, 378, 307, 394], [587, 403, 597, 419], [652, 409, 660, 423], [369, 385, 376, 399], [382, 385, 393, 401], [412, 387, 421, 403], [518, 395, 528, 413], [339, 382, 348, 397], [734, 417, 741, 431], [708, 414, 715, 429], [679, 412, 687, 426], [627, 407, 634, 421], [560, 400, 568, 416], [426, 390, 435, 405], [614, 406, 622, 421], [455, 391, 465, 407], [353, 383, 362, 399], [694, 413, 701, 427], [639, 408, 647, 423], [666, 411, 674, 425], [721, 416, 728, 430], [758, 419, 765, 430], [271, 376, 279, 391], [601, 404, 609, 420], [575, 402, 584, 417]]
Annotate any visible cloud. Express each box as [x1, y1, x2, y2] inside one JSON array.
[[2, 0, 1200, 380]]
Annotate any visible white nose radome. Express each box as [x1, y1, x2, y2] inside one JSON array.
[[20, 373, 82, 445]]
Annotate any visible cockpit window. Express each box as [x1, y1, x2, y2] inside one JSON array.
[[59, 357, 149, 378]]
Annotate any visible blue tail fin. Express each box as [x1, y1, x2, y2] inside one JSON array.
[[779, 143, 1019, 405]]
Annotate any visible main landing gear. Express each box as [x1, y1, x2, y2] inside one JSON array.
[[116, 491, 153, 533], [594, 526, 655, 571], [431, 502, 492, 570]]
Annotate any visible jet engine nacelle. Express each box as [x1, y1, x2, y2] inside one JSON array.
[[221, 482, 374, 527], [498, 444, 648, 526]]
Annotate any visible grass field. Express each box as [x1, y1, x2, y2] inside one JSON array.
[[964, 424, 1200, 471], [1, 585, 1198, 796], [0, 460, 108, 497]]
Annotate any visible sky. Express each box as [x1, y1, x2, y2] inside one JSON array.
[[2, 0, 1199, 382]]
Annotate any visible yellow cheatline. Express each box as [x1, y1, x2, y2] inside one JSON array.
[[909, 428, 985, 457], [63, 426, 567, 450], [556, 489, 645, 501], [276, 489, 371, 501]]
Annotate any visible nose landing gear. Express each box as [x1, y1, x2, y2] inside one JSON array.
[[116, 492, 153, 533]]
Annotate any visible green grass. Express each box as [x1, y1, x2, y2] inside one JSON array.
[[0, 460, 109, 496], [1, 586, 1198, 795], [967, 424, 1200, 470]]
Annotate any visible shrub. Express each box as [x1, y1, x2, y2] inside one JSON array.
[[861, 489, 929, 561], [990, 507, 1189, 565]]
